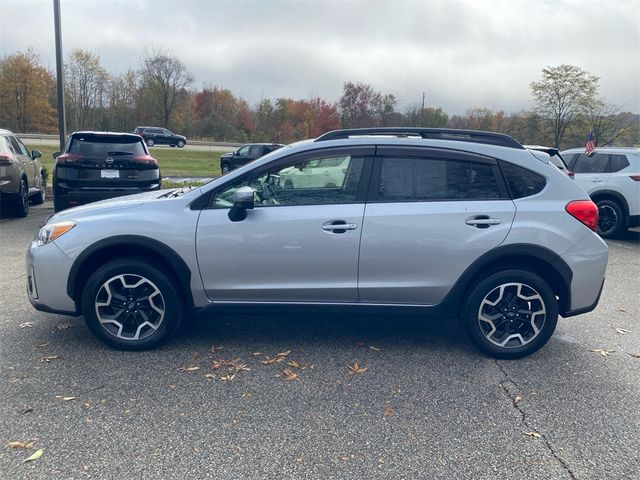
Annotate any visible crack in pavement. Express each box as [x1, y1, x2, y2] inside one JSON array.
[[495, 360, 579, 480]]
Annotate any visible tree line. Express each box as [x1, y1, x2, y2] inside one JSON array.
[[0, 47, 637, 149]]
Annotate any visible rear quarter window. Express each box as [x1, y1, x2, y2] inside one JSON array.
[[499, 161, 546, 199], [610, 154, 630, 172]]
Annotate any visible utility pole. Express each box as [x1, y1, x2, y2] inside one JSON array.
[[421, 92, 425, 111], [53, 0, 66, 152]]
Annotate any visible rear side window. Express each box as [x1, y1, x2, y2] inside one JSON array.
[[610, 154, 630, 172], [572, 153, 610, 174], [7, 136, 22, 155], [69, 135, 147, 157], [378, 157, 504, 201], [499, 161, 546, 199]]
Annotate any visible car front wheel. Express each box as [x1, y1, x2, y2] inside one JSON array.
[[177, 140, 185, 148], [462, 270, 558, 359], [146, 139, 155, 147], [81, 258, 183, 350]]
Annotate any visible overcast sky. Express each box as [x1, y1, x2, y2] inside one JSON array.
[[1, 0, 638, 115]]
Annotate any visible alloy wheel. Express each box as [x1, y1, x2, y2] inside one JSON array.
[[598, 204, 617, 236], [95, 274, 165, 341], [477, 282, 546, 348]]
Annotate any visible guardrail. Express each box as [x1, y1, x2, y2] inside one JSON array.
[[15, 133, 243, 148]]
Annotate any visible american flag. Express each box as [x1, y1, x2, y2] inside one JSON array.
[[585, 131, 596, 156]]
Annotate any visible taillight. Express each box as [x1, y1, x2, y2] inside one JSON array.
[[133, 155, 158, 165], [629, 175, 640, 181], [0, 152, 16, 164], [565, 200, 598, 231], [566, 170, 575, 179], [56, 153, 83, 163]]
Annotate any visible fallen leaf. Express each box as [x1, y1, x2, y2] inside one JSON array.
[[211, 361, 222, 370], [40, 355, 62, 363], [18, 406, 33, 415], [7, 440, 36, 449], [55, 396, 76, 401], [209, 345, 223, 353], [178, 366, 200, 372], [615, 328, 631, 335], [220, 373, 236, 381], [261, 350, 291, 365], [276, 350, 291, 358], [348, 362, 368, 375], [514, 396, 522, 404], [618, 308, 628, 313], [281, 368, 300, 381], [241, 392, 253, 398], [55, 322, 72, 330], [251, 352, 261, 356], [38, 342, 50, 348], [589, 349, 615, 357], [204, 373, 216, 381], [383, 404, 394, 417], [287, 360, 301, 368], [19, 322, 34, 329], [23, 449, 44, 462], [524, 432, 542, 438], [341, 453, 356, 461], [369, 346, 381, 351], [629, 353, 640, 359]]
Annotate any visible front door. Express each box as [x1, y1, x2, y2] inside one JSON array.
[[195, 147, 372, 302]]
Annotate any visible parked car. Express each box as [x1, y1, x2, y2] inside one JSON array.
[[133, 126, 187, 148], [525, 145, 574, 178], [219, 143, 284, 174], [561, 147, 640, 238], [278, 155, 349, 189], [0, 128, 46, 217], [28, 127, 608, 359], [52, 132, 161, 212]]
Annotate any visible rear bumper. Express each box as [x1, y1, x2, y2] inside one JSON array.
[[55, 186, 160, 207]]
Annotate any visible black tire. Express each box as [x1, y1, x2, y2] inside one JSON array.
[[53, 195, 68, 212], [146, 138, 155, 147], [461, 270, 558, 359], [13, 178, 29, 217], [170, 144, 175, 148], [81, 258, 183, 350], [177, 140, 185, 148], [221, 163, 231, 175], [596, 199, 625, 238], [32, 171, 46, 205]]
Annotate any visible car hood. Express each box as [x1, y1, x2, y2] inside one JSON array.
[[48, 189, 176, 223], [220, 152, 233, 159]]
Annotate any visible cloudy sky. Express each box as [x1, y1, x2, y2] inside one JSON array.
[[1, 0, 638, 115]]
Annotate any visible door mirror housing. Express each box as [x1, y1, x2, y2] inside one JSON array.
[[228, 186, 255, 222], [31, 150, 42, 159], [52, 151, 61, 159]]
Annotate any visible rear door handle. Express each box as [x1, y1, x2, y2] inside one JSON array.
[[466, 217, 501, 227]]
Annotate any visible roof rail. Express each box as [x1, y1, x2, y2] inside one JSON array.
[[315, 128, 524, 149]]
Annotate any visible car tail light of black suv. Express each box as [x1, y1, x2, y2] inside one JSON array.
[[53, 132, 161, 212]]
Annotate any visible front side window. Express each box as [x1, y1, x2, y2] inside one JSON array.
[[237, 145, 251, 156], [378, 157, 503, 201], [572, 153, 610, 174], [211, 154, 365, 208]]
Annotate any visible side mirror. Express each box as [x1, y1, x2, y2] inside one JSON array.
[[228, 186, 255, 222], [31, 150, 42, 159], [52, 151, 61, 159]]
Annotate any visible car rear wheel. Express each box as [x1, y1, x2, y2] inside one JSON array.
[[13, 178, 29, 217], [177, 140, 185, 148], [596, 199, 625, 238], [32, 171, 46, 205], [81, 258, 183, 350], [462, 270, 558, 359], [146, 139, 155, 147]]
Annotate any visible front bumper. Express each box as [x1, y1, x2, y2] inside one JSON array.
[[26, 240, 79, 316]]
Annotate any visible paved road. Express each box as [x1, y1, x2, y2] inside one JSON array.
[[24, 138, 237, 153], [1, 202, 639, 479]]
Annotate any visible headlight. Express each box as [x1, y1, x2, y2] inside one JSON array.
[[36, 221, 76, 246]]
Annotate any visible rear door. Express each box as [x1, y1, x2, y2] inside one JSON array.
[[358, 146, 515, 305], [195, 146, 373, 302]]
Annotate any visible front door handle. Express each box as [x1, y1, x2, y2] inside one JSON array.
[[321, 221, 358, 233]]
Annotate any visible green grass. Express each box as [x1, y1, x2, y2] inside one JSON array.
[[26, 144, 223, 178]]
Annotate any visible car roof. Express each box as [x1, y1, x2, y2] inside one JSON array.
[[561, 147, 640, 155], [0, 128, 15, 135]]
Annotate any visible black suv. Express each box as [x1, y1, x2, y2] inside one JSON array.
[[53, 132, 162, 212], [219, 143, 284, 174], [133, 127, 187, 148]]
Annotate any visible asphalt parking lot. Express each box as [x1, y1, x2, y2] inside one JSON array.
[[1, 201, 638, 480]]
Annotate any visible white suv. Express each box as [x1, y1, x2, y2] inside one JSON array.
[[561, 147, 640, 238], [27, 128, 608, 359]]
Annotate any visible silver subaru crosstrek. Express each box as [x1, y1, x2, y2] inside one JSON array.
[[26, 128, 608, 359]]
